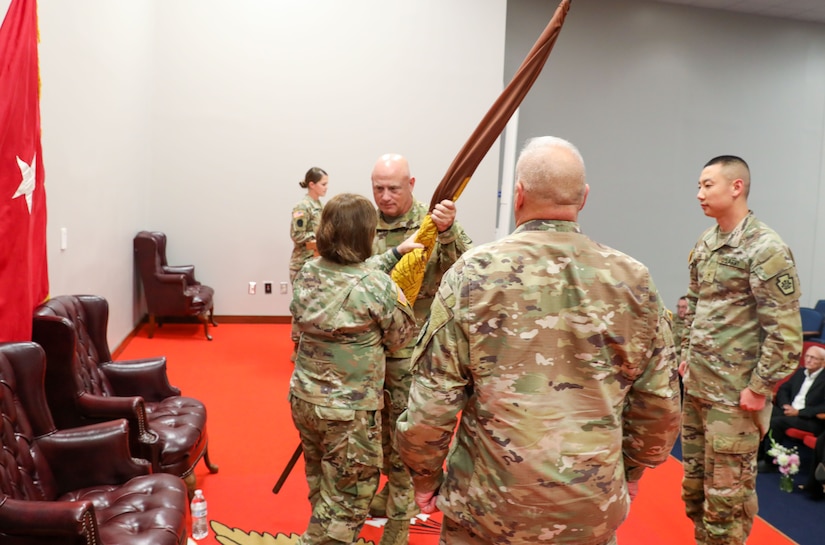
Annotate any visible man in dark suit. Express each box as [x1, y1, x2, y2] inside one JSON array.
[[799, 430, 825, 500], [758, 344, 825, 473]]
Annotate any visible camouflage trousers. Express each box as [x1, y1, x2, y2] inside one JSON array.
[[380, 356, 418, 520], [438, 516, 618, 545], [289, 270, 299, 346], [681, 394, 767, 545], [290, 396, 382, 545]]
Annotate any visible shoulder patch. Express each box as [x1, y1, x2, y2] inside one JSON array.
[[293, 210, 305, 218], [776, 273, 795, 296], [396, 285, 409, 307]]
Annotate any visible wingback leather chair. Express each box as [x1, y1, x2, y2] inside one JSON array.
[[32, 294, 219, 495], [0, 342, 189, 545], [134, 230, 217, 340]]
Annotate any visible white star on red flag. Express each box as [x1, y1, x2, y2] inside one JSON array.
[[13, 153, 36, 213]]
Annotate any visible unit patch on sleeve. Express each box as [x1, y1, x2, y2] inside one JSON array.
[[776, 273, 795, 296]]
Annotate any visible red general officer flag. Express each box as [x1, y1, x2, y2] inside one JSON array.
[[0, 0, 49, 341]]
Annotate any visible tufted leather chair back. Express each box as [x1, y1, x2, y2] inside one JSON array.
[[0, 343, 58, 503], [31, 294, 218, 493], [0, 342, 189, 545], [31, 296, 114, 431]]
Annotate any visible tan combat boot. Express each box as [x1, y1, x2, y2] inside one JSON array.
[[378, 518, 410, 545], [368, 484, 389, 517]]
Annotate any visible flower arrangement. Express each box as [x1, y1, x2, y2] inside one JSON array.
[[766, 431, 801, 493]]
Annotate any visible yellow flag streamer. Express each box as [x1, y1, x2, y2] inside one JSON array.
[[392, 214, 438, 305]]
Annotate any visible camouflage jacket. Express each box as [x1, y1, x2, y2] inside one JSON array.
[[682, 212, 802, 405], [672, 315, 686, 360], [289, 195, 322, 277], [396, 219, 681, 545], [372, 199, 472, 358], [289, 258, 415, 410]]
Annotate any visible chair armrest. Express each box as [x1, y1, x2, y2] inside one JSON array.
[[155, 272, 189, 286], [151, 274, 197, 310], [37, 419, 151, 495], [101, 357, 181, 400], [75, 392, 155, 444], [0, 498, 99, 544], [163, 264, 199, 285]]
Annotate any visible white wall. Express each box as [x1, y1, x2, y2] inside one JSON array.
[[38, 2, 155, 340], [35, 0, 505, 346], [506, 0, 825, 309], [20, 0, 825, 347], [146, 0, 504, 318]]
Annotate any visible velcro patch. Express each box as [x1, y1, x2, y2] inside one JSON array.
[[719, 256, 746, 269], [293, 210, 305, 218]]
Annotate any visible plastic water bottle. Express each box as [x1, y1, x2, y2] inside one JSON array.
[[190, 489, 208, 540]]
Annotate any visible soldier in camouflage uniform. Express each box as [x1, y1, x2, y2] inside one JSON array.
[[673, 296, 689, 400], [289, 167, 328, 360], [396, 136, 681, 545], [289, 193, 416, 545], [673, 296, 688, 359], [680, 155, 802, 545], [289, 167, 328, 282], [368, 153, 472, 545]]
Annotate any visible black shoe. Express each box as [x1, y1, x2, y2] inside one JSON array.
[[816, 462, 825, 483], [757, 459, 777, 473], [798, 484, 825, 501]]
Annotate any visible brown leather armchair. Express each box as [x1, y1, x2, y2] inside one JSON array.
[[134, 230, 217, 340], [32, 294, 219, 495], [0, 341, 189, 545]]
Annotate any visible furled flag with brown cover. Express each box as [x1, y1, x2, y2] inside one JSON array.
[[392, 0, 573, 303]]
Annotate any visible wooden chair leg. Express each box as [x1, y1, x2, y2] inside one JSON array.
[[203, 445, 219, 474], [183, 472, 197, 500], [197, 311, 213, 341], [148, 314, 156, 338]]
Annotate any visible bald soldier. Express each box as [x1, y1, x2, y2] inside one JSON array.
[[396, 136, 681, 545], [367, 153, 472, 545], [680, 155, 802, 545]]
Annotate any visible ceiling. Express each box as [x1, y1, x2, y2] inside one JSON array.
[[652, 0, 825, 24]]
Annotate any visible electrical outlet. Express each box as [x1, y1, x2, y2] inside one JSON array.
[[248, 281, 256, 295], [264, 282, 272, 294], [280, 282, 289, 294]]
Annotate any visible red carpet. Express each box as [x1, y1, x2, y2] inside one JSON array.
[[116, 323, 797, 545]]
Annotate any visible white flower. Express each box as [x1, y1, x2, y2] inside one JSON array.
[[767, 432, 800, 477]]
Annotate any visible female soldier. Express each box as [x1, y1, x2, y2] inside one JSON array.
[[288, 167, 329, 360], [289, 167, 329, 282], [289, 193, 416, 545]]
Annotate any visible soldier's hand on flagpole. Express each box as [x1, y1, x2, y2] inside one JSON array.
[[397, 232, 425, 256], [431, 200, 456, 233]]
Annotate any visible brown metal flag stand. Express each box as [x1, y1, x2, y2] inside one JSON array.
[[274, 0, 573, 495]]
